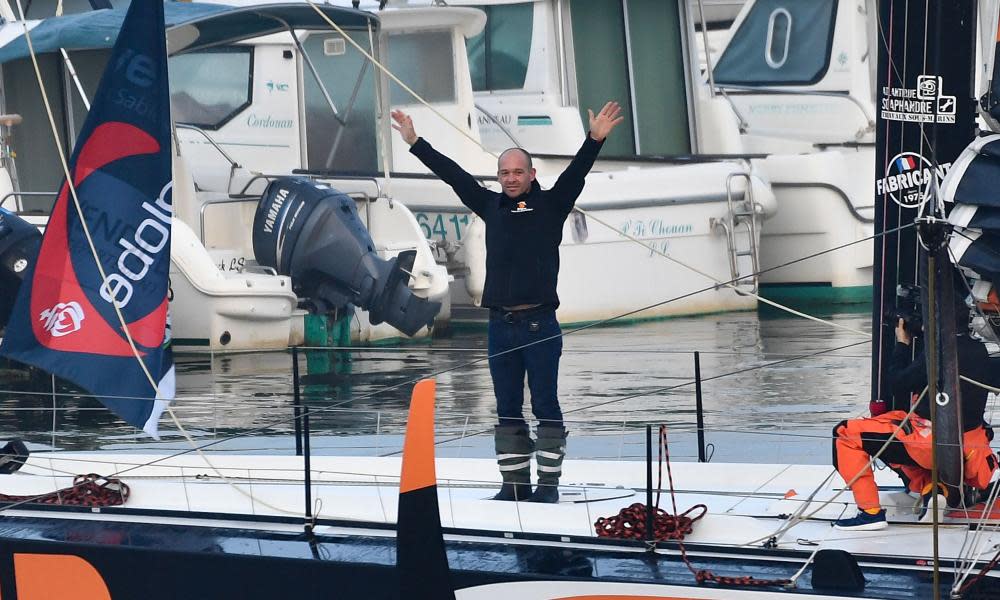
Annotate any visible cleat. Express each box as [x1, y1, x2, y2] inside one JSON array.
[[0, 440, 29, 475], [834, 509, 888, 531]]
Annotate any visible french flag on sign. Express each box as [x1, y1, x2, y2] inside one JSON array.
[[896, 156, 917, 171]]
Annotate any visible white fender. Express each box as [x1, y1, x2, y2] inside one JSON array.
[[463, 216, 486, 305]]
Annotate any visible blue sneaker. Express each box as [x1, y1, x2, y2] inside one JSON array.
[[834, 509, 888, 531]]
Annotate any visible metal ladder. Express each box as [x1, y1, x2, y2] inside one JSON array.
[[718, 172, 760, 295]]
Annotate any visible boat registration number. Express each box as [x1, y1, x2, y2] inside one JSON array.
[[414, 211, 471, 242]]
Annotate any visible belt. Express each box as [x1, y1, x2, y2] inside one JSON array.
[[492, 304, 553, 323]]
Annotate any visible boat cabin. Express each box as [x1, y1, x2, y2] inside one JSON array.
[[457, 0, 709, 157], [711, 0, 876, 152]]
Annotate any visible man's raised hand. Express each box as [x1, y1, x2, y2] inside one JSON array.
[[587, 101, 625, 142], [391, 110, 418, 146]]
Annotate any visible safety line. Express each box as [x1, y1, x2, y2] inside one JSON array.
[[305, 0, 869, 338]]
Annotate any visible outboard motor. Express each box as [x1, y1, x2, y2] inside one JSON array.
[[0, 208, 41, 330], [252, 177, 440, 337]]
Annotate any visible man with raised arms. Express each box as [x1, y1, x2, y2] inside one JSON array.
[[392, 102, 623, 502]]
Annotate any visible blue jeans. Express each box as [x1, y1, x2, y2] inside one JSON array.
[[487, 308, 563, 427]]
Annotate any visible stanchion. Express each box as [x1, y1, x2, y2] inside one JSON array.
[[645, 424, 654, 547], [694, 351, 706, 462], [303, 410, 313, 532], [292, 346, 303, 457]]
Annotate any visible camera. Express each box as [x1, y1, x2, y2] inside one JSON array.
[[884, 283, 923, 336]]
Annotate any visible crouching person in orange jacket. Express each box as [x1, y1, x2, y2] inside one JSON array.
[[832, 315, 997, 531]]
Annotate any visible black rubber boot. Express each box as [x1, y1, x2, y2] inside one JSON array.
[[0, 439, 29, 475], [493, 425, 533, 501], [528, 425, 566, 503]]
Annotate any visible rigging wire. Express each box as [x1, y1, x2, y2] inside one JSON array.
[[7, 0, 330, 520], [0, 335, 877, 516], [0, 7, 997, 589], [742, 387, 929, 548], [9, 0, 164, 403], [4, 218, 915, 419], [0, 220, 930, 507], [303, 0, 869, 338], [2, 0, 915, 502], [10, 5, 995, 555], [946, 240, 1000, 586]]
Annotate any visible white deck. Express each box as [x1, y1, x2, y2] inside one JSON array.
[[6, 453, 999, 568]]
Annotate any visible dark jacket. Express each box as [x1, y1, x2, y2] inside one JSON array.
[[889, 335, 994, 430], [410, 136, 603, 309]]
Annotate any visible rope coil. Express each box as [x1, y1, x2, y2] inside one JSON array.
[[0, 474, 129, 507], [595, 502, 706, 540], [595, 425, 792, 589]]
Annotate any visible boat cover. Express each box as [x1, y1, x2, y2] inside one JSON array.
[[0, 2, 377, 63], [944, 134, 1000, 281]]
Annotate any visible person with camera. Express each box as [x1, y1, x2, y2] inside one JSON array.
[[832, 299, 998, 530], [390, 103, 624, 503]]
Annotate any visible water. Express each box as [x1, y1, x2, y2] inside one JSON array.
[[0, 306, 876, 463]]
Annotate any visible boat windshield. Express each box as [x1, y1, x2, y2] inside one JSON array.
[[388, 30, 457, 105], [714, 0, 837, 86], [170, 47, 253, 130], [465, 2, 533, 91], [300, 32, 379, 173]]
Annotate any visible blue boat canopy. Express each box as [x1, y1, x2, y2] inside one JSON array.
[[0, 2, 378, 63]]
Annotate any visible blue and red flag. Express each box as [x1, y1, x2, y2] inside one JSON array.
[[896, 155, 918, 171], [0, 0, 174, 437]]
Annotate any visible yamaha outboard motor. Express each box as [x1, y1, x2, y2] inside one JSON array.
[[0, 208, 41, 330], [252, 177, 440, 337]]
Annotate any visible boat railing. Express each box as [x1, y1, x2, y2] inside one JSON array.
[[174, 123, 241, 170], [198, 174, 382, 243], [0, 347, 729, 463], [0, 191, 56, 214], [3, 345, 927, 535], [770, 181, 875, 225], [533, 151, 770, 164]]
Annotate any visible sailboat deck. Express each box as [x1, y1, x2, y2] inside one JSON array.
[[1, 453, 998, 598], [5, 453, 999, 566]]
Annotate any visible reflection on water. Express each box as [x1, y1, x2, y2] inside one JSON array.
[[0, 307, 874, 457]]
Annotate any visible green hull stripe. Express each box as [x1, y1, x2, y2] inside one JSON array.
[[517, 115, 553, 126], [758, 284, 872, 305]]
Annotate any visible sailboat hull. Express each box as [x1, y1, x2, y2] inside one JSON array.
[[0, 512, 993, 599], [1, 454, 999, 598]]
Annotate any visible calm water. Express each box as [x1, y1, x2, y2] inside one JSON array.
[[0, 306, 877, 462]]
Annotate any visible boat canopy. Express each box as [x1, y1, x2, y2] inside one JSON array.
[[0, 2, 378, 63]]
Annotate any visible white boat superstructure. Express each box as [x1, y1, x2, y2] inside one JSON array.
[[0, 3, 451, 350], [457, 0, 877, 304], [184, 0, 772, 325], [705, 0, 878, 302], [368, 2, 773, 323]]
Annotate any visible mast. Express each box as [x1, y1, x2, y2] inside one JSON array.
[[874, 4, 977, 593], [872, 1, 976, 417], [917, 0, 976, 507]]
